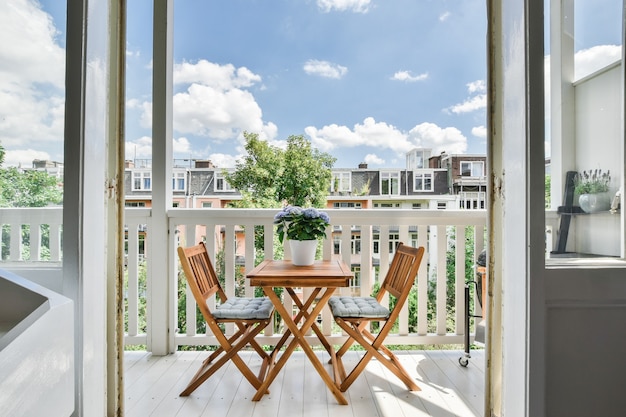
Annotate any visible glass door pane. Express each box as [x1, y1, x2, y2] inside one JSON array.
[[0, 1, 66, 264], [545, 0, 624, 261]]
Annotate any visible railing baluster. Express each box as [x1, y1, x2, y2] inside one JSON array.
[[10, 224, 21, 261], [127, 222, 139, 337], [417, 225, 429, 336], [455, 225, 467, 335], [436, 224, 448, 335]]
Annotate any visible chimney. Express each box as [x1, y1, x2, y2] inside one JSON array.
[[358, 162, 368, 169], [194, 160, 215, 168]]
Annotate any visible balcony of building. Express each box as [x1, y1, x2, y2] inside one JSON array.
[[0, 206, 487, 416]]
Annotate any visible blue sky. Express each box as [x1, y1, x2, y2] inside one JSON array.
[[125, 0, 489, 168], [0, 0, 622, 169]]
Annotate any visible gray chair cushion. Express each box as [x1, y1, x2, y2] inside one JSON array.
[[213, 297, 274, 320], [328, 296, 390, 318]]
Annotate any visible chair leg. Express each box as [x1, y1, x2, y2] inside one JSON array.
[[334, 320, 369, 359], [334, 318, 420, 392], [200, 326, 249, 366], [180, 321, 270, 396]]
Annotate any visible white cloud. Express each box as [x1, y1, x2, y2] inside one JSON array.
[[207, 153, 240, 168], [0, 0, 65, 88], [306, 117, 468, 158], [472, 125, 487, 138], [364, 154, 385, 165], [317, 0, 371, 13], [446, 94, 487, 114], [439, 11, 451, 22], [306, 117, 406, 153], [407, 122, 467, 154], [467, 80, 486, 94], [445, 79, 487, 114], [303, 60, 348, 79], [174, 59, 261, 89], [574, 44, 621, 80], [391, 71, 428, 82], [173, 137, 192, 154], [135, 59, 278, 146], [125, 136, 205, 161], [126, 136, 153, 160], [0, 0, 65, 156], [4, 149, 51, 167]]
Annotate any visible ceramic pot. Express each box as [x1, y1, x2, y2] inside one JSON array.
[[289, 239, 317, 266], [578, 192, 611, 213]]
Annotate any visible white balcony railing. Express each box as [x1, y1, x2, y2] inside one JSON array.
[[1, 207, 487, 349]]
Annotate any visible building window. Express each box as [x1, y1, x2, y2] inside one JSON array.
[[388, 233, 400, 254], [215, 172, 235, 192], [372, 233, 401, 254], [202, 202, 213, 208], [125, 201, 146, 207], [414, 170, 434, 191], [412, 203, 422, 209], [410, 233, 419, 248], [132, 171, 151, 191], [351, 234, 361, 255], [333, 202, 362, 208], [331, 171, 351, 192], [350, 267, 361, 294], [172, 171, 186, 191], [373, 234, 379, 254], [460, 161, 484, 177], [380, 171, 400, 195], [437, 202, 447, 209], [333, 235, 341, 255], [172, 201, 179, 207], [374, 202, 400, 208], [407, 148, 430, 169]]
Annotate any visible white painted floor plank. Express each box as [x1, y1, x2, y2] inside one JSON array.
[[125, 350, 201, 416], [123, 349, 485, 417], [412, 350, 480, 417]]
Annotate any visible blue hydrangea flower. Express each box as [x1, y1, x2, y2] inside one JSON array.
[[274, 205, 331, 243]]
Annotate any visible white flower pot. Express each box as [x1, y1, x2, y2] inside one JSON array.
[[579, 192, 611, 213], [289, 239, 317, 266]]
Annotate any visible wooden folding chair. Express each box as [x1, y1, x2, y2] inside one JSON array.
[[177, 242, 274, 396], [328, 242, 425, 392]]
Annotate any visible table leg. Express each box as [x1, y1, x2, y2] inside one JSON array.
[[285, 287, 334, 356], [251, 287, 304, 401], [287, 287, 347, 405], [252, 286, 347, 405]]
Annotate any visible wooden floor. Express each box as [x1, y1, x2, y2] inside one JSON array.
[[124, 348, 485, 417]]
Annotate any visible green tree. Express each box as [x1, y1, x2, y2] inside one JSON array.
[[0, 145, 63, 259], [225, 132, 335, 208], [0, 167, 63, 207]]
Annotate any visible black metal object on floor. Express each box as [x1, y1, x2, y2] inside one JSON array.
[[459, 251, 487, 367]]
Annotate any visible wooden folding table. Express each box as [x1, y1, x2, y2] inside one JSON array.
[[246, 259, 352, 405]]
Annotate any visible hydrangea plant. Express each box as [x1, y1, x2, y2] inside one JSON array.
[[273, 205, 330, 243]]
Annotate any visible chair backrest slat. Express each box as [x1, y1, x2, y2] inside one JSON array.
[[178, 242, 227, 315], [379, 243, 425, 303]]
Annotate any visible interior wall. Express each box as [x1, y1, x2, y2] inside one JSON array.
[[572, 63, 622, 256]]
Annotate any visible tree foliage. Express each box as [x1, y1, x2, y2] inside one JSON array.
[[0, 143, 63, 260], [225, 132, 335, 208], [0, 167, 63, 207]]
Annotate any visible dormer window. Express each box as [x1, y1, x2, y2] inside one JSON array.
[[461, 161, 484, 177]]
